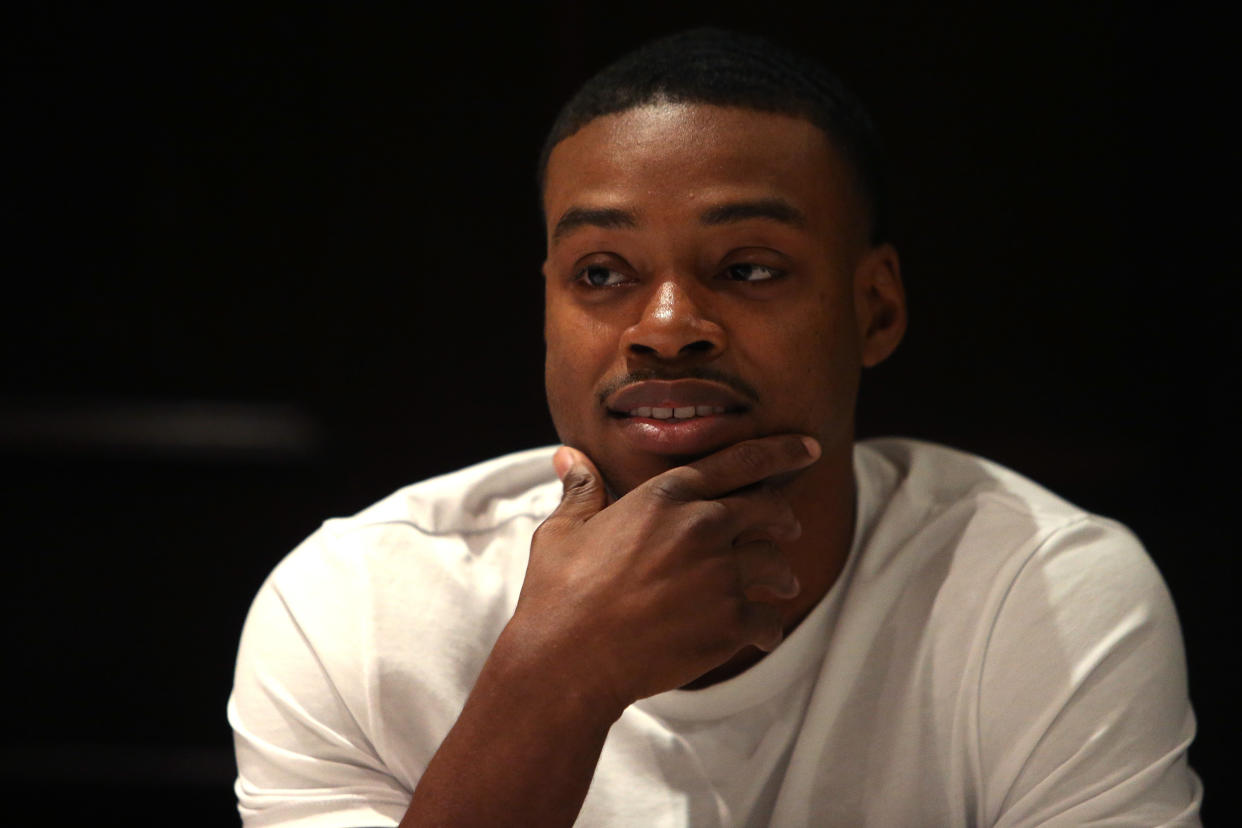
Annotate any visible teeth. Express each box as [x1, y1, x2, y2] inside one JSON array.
[[629, 405, 728, 419]]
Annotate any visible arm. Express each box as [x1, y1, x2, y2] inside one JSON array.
[[398, 611, 616, 827], [400, 436, 817, 827], [980, 518, 1201, 826], [229, 562, 417, 827], [231, 435, 818, 827]]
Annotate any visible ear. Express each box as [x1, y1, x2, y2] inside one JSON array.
[[853, 243, 907, 368]]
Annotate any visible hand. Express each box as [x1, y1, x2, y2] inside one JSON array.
[[508, 434, 821, 717]]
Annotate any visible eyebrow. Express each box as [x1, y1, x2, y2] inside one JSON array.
[[699, 198, 807, 227], [552, 207, 638, 242], [551, 197, 807, 243]]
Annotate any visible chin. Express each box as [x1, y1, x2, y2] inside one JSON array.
[[589, 451, 680, 499], [599, 440, 760, 499]]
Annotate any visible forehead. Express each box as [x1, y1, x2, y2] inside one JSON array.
[[542, 102, 866, 245]]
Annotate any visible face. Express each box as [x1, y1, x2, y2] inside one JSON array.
[[542, 102, 904, 497]]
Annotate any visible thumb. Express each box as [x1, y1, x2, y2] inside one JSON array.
[[550, 445, 609, 520]]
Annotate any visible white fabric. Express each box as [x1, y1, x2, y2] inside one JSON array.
[[229, 438, 1202, 827]]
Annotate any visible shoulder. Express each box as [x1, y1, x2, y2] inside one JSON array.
[[852, 435, 1173, 608], [850, 437, 1173, 651], [850, 438, 1111, 589], [270, 445, 563, 595], [855, 436, 1089, 527], [330, 444, 562, 539], [849, 438, 1199, 823], [247, 445, 564, 694], [230, 447, 566, 824]]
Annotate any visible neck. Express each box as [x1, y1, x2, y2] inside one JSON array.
[[682, 437, 857, 688]]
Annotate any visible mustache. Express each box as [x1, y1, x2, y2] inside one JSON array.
[[596, 367, 761, 407]]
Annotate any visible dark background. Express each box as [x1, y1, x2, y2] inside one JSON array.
[[2, 3, 1234, 824]]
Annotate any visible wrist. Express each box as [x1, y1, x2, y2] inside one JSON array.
[[488, 613, 629, 729]]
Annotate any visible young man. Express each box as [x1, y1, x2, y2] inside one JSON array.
[[230, 30, 1201, 826]]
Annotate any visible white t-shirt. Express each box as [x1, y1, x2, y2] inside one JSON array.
[[229, 438, 1202, 827]]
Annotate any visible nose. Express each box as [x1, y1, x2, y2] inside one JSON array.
[[621, 278, 725, 361]]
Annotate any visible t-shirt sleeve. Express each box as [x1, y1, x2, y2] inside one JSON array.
[[977, 516, 1202, 826], [228, 535, 410, 828]]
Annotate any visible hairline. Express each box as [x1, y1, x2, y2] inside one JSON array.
[[538, 99, 877, 245]]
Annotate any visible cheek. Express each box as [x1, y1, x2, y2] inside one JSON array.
[[546, 301, 617, 369], [544, 307, 613, 435], [803, 306, 863, 436], [751, 299, 860, 424], [543, 342, 581, 425]]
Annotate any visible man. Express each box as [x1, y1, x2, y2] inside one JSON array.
[[229, 29, 1201, 826]]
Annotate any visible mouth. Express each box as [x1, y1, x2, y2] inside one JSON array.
[[603, 379, 754, 455], [617, 404, 729, 420], [604, 378, 753, 416]]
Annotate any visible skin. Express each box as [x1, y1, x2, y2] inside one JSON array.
[[542, 102, 906, 682], [402, 102, 906, 827], [543, 102, 896, 495]]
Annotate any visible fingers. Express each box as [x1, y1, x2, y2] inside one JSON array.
[[648, 434, 820, 502], [717, 485, 801, 544], [734, 540, 800, 600], [548, 446, 609, 524], [552, 445, 577, 481], [738, 601, 785, 653]]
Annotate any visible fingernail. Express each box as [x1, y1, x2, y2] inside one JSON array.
[[800, 437, 821, 461], [552, 447, 574, 481]]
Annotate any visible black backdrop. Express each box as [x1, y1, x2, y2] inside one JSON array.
[[2, 3, 1235, 824]]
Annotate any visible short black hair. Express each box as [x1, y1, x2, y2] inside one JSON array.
[[538, 28, 890, 245]]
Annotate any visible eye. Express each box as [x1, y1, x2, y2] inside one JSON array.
[[723, 262, 784, 282], [577, 264, 630, 288]]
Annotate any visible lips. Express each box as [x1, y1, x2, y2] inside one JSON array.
[[605, 380, 752, 417], [625, 404, 726, 420], [603, 379, 754, 456]]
